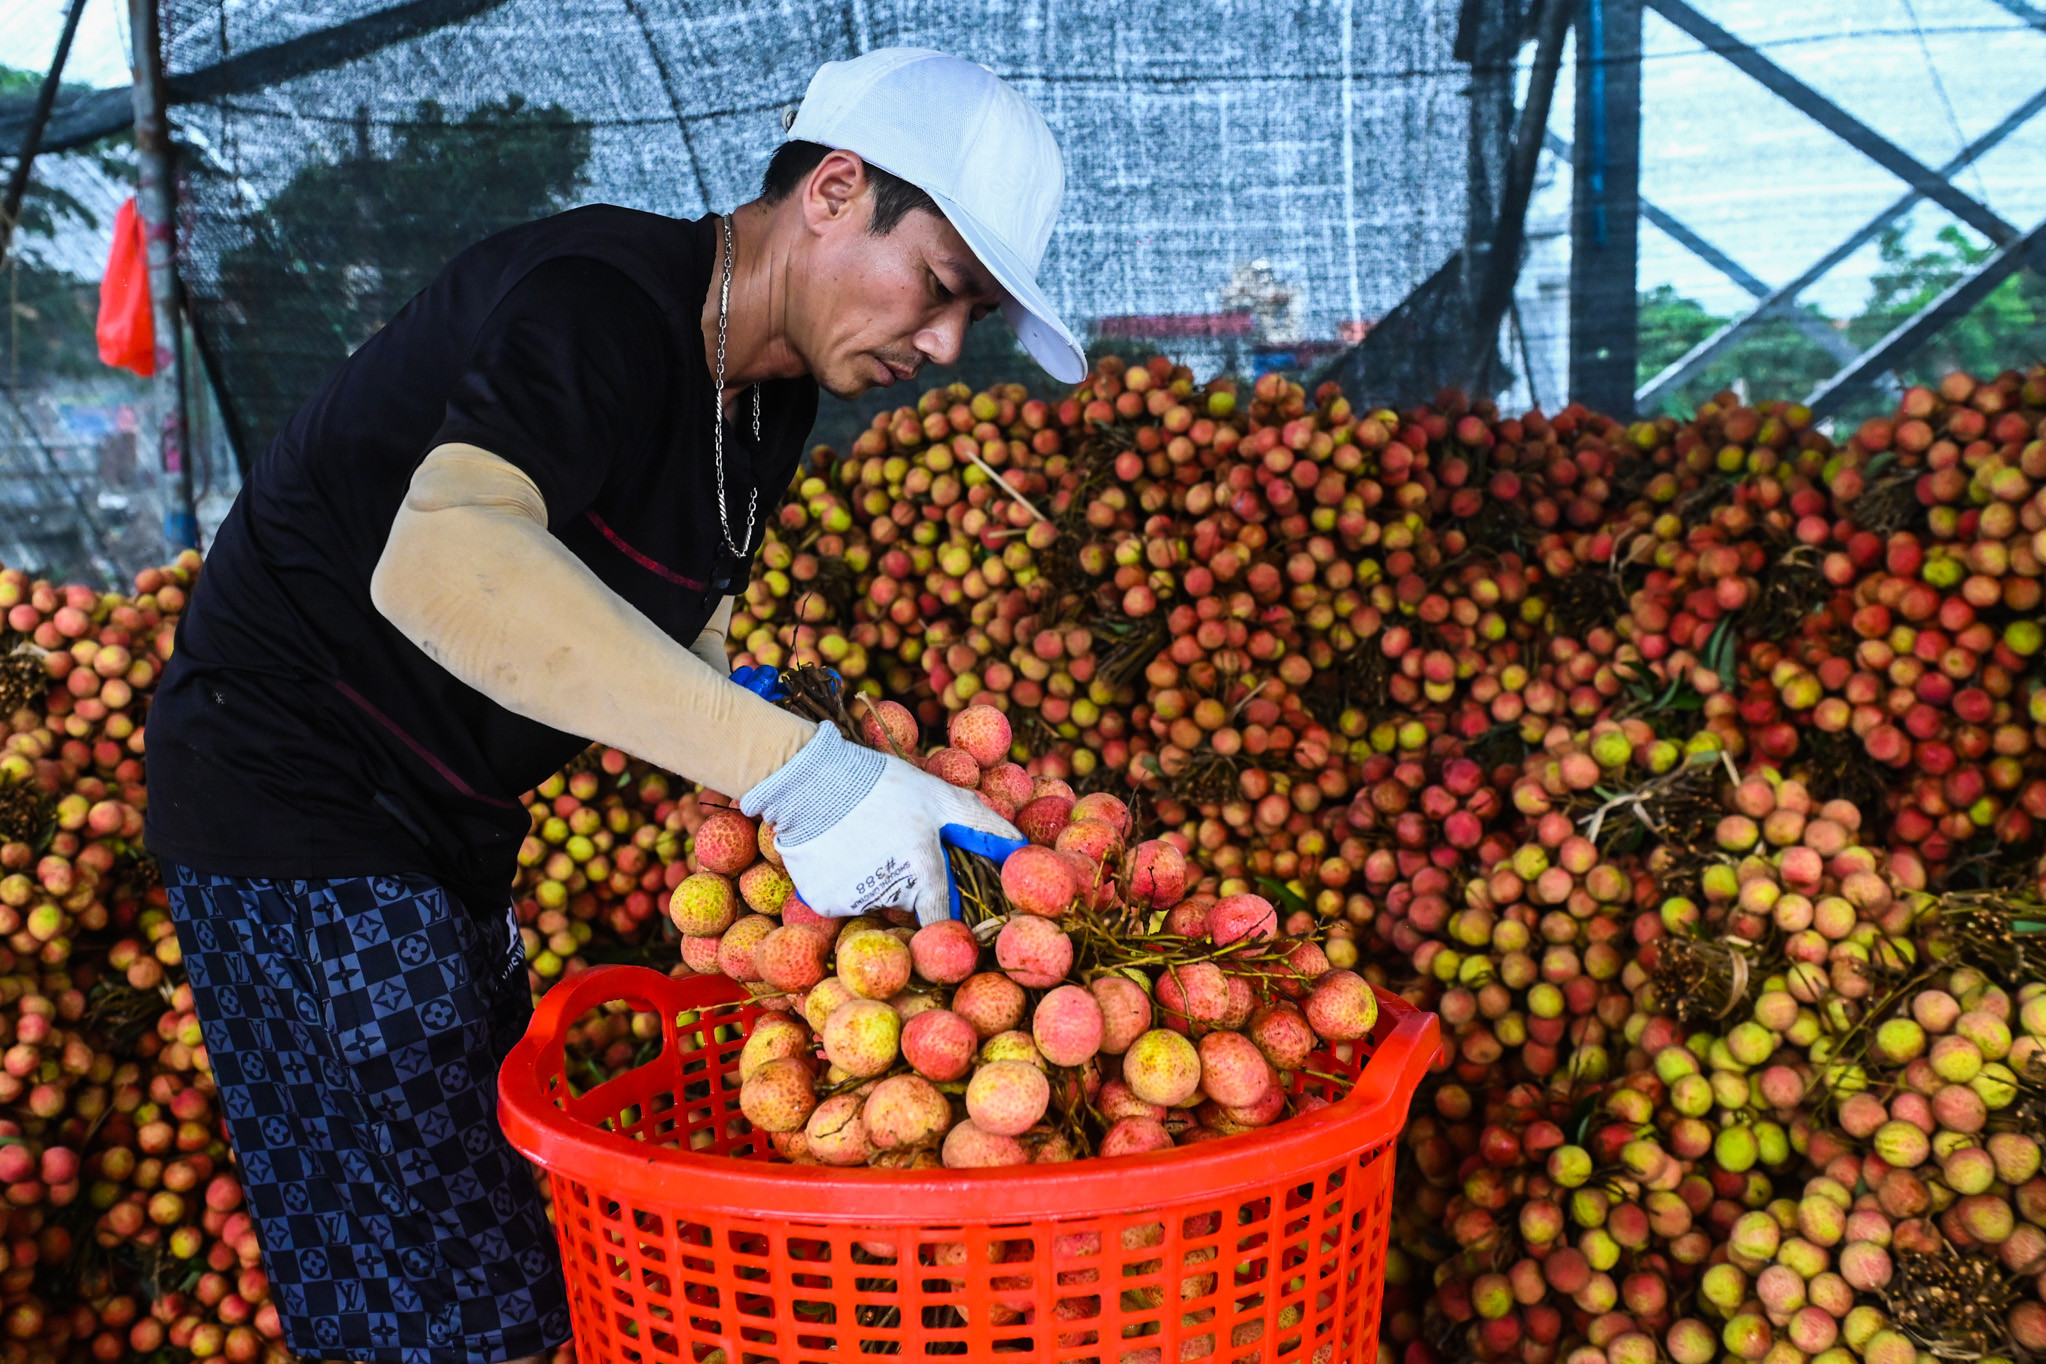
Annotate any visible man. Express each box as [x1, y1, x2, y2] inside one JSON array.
[[143, 48, 1084, 1364]]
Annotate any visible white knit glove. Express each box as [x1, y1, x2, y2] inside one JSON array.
[[741, 726, 1024, 925]]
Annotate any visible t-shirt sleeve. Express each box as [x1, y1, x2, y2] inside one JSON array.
[[430, 256, 670, 530]]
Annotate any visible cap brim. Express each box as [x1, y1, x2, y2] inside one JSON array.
[[924, 187, 1086, 385]]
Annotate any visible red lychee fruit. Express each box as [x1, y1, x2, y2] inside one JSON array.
[[951, 972, 1026, 1039], [1090, 974, 1154, 1054], [717, 915, 778, 981], [1015, 795, 1075, 846], [1248, 1002, 1315, 1070], [942, 1119, 1030, 1169], [1032, 985, 1105, 1067], [739, 1056, 816, 1133], [1208, 893, 1278, 946], [909, 919, 980, 984], [856, 697, 919, 756], [1000, 845, 1080, 917], [862, 1074, 953, 1150], [1070, 792, 1132, 838], [804, 1093, 873, 1166], [949, 704, 1013, 769], [695, 808, 759, 875], [923, 747, 981, 788], [1129, 840, 1189, 909], [1304, 970, 1380, 1040], [901, 1008, 978, 1082], [996, 914, 1074, 988], [1099, 1117, 1173, 1158], [1055, 818, 1123, 865], [1155, 961, 1230, 1030], [980, 762, 1034, 809], [1197, 1031, 1272, 1108], [966, 1060, 1050, 1136], [679, 934, 723, 975], [754, 924, 829, 993]]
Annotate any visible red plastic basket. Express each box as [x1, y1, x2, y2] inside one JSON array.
[[500, 965, 1438, 1364]]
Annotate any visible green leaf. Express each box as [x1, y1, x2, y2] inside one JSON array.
[[1256, 877, 1310, 918]]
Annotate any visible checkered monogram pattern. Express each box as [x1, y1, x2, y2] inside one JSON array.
[[165, 865, 571, 1364]]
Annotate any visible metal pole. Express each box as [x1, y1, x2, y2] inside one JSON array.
[[0, 0, 88, 262], [1467, 0, 1574, 394], [1568, 0, 1642, 416], [129, 0, 200, 552]]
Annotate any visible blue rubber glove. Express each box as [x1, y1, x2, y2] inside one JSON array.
[[939, 823, 1031, 923], [740, 726, 1024, 925], [730, 664, 786, 702]]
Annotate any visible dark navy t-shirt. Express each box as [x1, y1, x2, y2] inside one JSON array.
[[146, 206, 818, 914]]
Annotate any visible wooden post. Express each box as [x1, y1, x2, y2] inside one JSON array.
[[128, 0, 200, 551]]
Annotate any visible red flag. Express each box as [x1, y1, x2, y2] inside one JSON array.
[[97, 197, 155, 377]]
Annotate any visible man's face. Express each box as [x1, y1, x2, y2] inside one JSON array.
[[787, 152, 1009, 400]]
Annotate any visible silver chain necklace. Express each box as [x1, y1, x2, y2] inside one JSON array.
[[713, 211, 761, 560]]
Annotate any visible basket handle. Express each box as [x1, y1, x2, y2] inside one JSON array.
[[1349, 990, 1441, 1123], [522, 963, 713, 1101]]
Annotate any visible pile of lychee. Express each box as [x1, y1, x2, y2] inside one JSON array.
[[665, 703, 1388, 1168]]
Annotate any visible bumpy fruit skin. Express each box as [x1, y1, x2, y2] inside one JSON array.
[[804, 1093, 874, 1166], [900, 1008, 978, 1082], [909, 919, 980, 984], [1249, 1002, 1316, 1070], [855, 697, 920, 755], [1124, 1029, 1202, 1108], [836, 929, 913, 1000], [1032, 985, 1105, 1067], [695, 809, 759, 875], [1129, 840, 1189, 909], [948, 704, 1013, 768], [952, 972, 1027, 1038], [1156, 961, 1231, 1030], [754, 924, 828, 993], [738, 1013, 810, 1082], [739, 1057, 816, 1133], [1208, 893, 1278, 945], [1015, 796, 1074, 846], [1099, 1117, 1173, 1157], [669, 872, 737, 937], [823, 998, 901, 1077], [941, 1120, 1030, 1169], [965, 1060, 1051, 1136], [738, 860, 794, 915], [1196, 1030, 1272, 1108], [717, 915, 778, 981], [1304, 970, 1379, 1040], [1000, 846, 1080, 917], [1090, 975, 1154, 1054], [995, 915, 1073, 988], [863, 1074, 953, 1150]]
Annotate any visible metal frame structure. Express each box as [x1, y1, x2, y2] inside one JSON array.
[[1623, 0, 2046, 417]]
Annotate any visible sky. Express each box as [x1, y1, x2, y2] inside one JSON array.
[[4, 0, 2046, 329]]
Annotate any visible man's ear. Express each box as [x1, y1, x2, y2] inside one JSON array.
[[803, 149, 871, 232]]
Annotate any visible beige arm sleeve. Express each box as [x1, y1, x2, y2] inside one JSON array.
[[688, 596, 735, 676], [370, 442, 816, 796]]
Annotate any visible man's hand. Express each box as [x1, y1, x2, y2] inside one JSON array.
[[741, 726, 1023, 925]]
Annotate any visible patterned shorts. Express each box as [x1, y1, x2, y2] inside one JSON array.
[[164, 865, 571, 1364]]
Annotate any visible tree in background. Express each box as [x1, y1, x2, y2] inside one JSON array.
[[1848, 224, 2046, 385], [206, 95, 590, 454], [1636, 224, 2046, 421], [1634, 285, 1838, 417]]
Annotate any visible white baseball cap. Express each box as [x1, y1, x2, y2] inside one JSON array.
[[786, 48, 1087, 384]]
